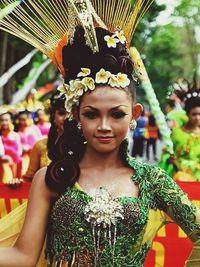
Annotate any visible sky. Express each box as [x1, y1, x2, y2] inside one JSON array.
[[156, 0, 181, 25]]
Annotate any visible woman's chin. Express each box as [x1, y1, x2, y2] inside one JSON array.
[[88, 143, 120, 154]]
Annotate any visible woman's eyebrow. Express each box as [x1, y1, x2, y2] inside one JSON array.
[[110, 105, 129, 110], [82, 106, 98, 111], [82, 105, 129, 110]]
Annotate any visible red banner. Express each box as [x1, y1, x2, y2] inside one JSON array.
[[145, 182, 200, 267], [0, 182, 200, 266], [0, 183, 30, 218]]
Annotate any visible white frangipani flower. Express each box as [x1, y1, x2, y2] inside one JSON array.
[[77, 67, 91, 77], [104, 35, 119, 48], [114, 31, 126, 44], [82, 77, 95, 91], [96, 68, 111, 84], [117, 73, 130, 87]]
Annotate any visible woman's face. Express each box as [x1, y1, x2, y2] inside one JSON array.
[[54, 108, 67, 132], [79, 86, 142, 154], [188, 106, 200, 127], [37, 109, 47, 122], [0, 113, 12, 130], [18, 114, 29, 126]]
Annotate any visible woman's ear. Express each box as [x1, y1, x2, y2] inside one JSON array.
[[132, 103, 143, 120], [72, 106, 79, 121]]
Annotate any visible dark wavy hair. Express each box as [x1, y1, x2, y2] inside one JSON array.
[[174, 77, 200, 114], [45, 27, 136, 193], [47, 91, 66, 161], [14, 110, 31, 132]]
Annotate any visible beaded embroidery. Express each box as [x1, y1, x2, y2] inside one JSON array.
[[46, 157, 200, 267]]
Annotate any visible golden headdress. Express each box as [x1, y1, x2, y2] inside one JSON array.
[[0, 0, 154, 118], [0, 0, 154, 75]]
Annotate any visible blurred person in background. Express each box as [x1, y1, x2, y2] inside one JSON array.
[[131, 110, 147, 160], [23, 92, 67, 181], [0, 110, 22, 183], [35, 108, 51, 137], [145, 113, 159, 161], [15, 110, 42, 175], [171, 78, 200, 181]]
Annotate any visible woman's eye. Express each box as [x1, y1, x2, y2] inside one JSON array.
[[82, 112, 98, 119], [111, 111, 127, 119], [58, 111, 66, 116]]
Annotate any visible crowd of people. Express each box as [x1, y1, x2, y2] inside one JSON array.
[[0, 107, 49, 183], [0, 94, 68, 184], [130, 111, 159, 162]]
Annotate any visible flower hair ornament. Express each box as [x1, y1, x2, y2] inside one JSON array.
[[58, 67, 130, 119], [0, 0, 154, 118]]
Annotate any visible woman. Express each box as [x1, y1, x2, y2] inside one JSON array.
[[35, 109, 51, 137], [0, 1, 199, 266], [23, 92, 67, 181], [171, 79, 200, 181], [0, 111, 22, 182], [0, 26, 200, 267], [131, 110, 147, 160], [145, 113, 159, 161], [15, 110, 42, 175]]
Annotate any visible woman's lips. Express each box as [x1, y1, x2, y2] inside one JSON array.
[[95, 136, 115, 143]]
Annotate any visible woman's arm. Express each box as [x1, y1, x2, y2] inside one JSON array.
[[0, 167, 58, 267], [153, 169, 200, 266], [23, 142, 41, 180]]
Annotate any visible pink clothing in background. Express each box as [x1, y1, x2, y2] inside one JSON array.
[[37, 122, 51, 137]]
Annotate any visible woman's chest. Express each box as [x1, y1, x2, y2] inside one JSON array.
[[77, 170, 139, 199], [49, 187, 150, 240]]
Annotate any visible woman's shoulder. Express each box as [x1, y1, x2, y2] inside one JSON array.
[[172, 126, 188, 135], [32, 167, 59, 200], [34, 137, 48, 149], [128, 157, 175, 192], [127, 155, 161, 182]]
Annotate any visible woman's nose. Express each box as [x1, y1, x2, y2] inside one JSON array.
[[98, 118, 111, 131]]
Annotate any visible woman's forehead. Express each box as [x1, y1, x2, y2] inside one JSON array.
[[189, 106, 200, 114], [81, 86, 131, 106], [0, 113, 11, 119]]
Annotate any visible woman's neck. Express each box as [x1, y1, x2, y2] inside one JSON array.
[[184, 122, 200, 133], [2, 129, 11, 135], [80, 146, 123, 170], [38, 120, 46, 125]]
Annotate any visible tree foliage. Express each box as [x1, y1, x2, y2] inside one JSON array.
[[140, 0, 200, 107]]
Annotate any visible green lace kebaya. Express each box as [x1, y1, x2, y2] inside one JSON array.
[[46, 156, 200, 267]]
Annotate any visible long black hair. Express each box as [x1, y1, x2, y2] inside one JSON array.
[[47, 91, 66, 161], [45, 27, 136, 193]]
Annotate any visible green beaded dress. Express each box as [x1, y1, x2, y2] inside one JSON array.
[[46, 156, 200, 266]]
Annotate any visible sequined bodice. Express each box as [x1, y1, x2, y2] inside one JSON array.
[[46, 157, 200, 267]]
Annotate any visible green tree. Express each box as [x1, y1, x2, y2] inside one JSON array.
[[140, 0, 200, 107], [173, 0, 200, 77]]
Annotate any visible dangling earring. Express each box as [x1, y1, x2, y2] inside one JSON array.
[[130, 120, 137, 130], [77, 122, 82, 130]]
